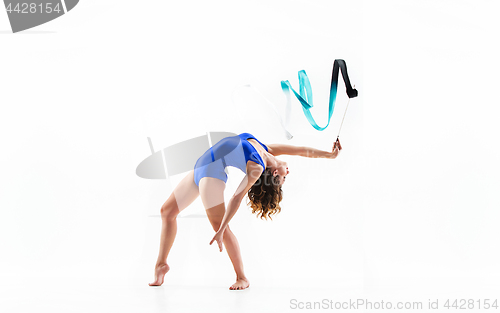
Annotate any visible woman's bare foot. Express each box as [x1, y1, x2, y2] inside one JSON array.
[[229, 278, 250, 290], [148, 264, 170, 286]]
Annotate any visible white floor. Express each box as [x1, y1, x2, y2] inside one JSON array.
[[2, 208, 499, 313], [1, 274, 498, 312], [0, 276, 352, 313]]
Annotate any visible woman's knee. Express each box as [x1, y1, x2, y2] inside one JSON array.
[[209, 219, 221, 232], [222, 226, 233, 238], [160, 201, 179, 221], [210, 224, 233, 237]]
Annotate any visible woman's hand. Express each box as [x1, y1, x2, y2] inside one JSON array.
[[210, 230, 225, 252], [329, 138, 342, 159]]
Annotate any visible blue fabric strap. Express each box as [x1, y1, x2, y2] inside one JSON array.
[[281, 59, 358, 131]]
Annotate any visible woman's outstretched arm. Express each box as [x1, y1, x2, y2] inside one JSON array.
[[267, 139, 342, 159]]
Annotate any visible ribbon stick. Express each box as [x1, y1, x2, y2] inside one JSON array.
[[336, 84, 355, 139], [281, 59, 358, 131]]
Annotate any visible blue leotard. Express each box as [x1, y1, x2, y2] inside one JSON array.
[[193, 132, 268, 186]]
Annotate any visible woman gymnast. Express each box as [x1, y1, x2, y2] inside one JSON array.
[[149, 132, 342, 290]]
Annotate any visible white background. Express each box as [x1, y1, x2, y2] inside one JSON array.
[[1, 0, 499, 312]]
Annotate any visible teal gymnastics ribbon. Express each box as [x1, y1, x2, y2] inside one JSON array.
[[281, 59, 358, 131]]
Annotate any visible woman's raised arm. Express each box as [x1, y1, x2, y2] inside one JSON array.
[[267, 139, 342, 159]]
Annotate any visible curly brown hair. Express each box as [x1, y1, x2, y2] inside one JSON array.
[[246, 167, 283, 220]]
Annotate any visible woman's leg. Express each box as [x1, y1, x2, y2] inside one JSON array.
[[149, 170, 199, 286], [199, 177, 250, 290]]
